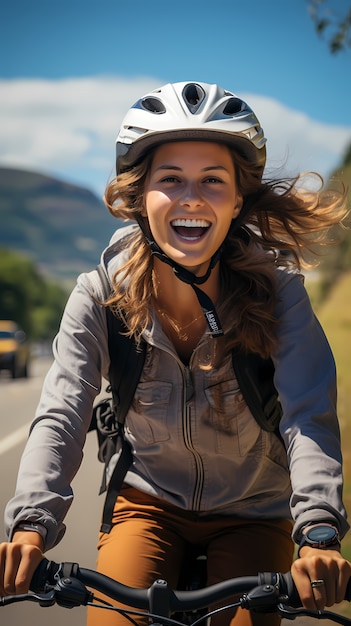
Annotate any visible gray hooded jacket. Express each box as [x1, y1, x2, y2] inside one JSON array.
[[4, 225, 349, 550]]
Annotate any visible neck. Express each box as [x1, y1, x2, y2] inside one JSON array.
[[153, 257, 220, 323]]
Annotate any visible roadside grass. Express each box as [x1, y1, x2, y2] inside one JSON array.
[[306, 270, 351, 618], [313, 271, 351, 553]]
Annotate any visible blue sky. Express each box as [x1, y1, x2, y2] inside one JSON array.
[[0, 0, 350, 196]]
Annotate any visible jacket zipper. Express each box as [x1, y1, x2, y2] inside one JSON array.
[[182, 365, 204, 511], [145, 332, 205, 511]]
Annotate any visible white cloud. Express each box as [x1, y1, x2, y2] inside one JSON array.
[[244, 94, 351, 178], [0, 76, 160, 192], [0, 77, 350, 195]]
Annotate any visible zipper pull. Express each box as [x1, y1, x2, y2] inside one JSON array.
[[184, 367, 194, 402]]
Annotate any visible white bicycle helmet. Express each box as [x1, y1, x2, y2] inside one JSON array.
[[116, 81, 266, 174], [115, 81, 267, 338]]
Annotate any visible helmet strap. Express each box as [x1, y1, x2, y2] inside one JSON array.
[[191, 283, 223, 337], [136, 193, 256, 338], [136, 215, 224, 337]]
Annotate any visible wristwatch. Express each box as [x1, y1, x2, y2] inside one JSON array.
[[14, 522, 47, 542], [298, 524, 340, 556]]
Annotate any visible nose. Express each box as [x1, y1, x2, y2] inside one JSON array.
[[179, 182, 203, 208]]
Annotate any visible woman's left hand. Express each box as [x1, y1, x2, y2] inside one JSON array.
[[291, 547, 351, 610]]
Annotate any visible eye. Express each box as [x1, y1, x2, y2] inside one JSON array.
[[159, 175, 181, 183], [204, 176, 223, 184]]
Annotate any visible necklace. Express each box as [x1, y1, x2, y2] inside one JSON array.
[[156, 307, 204, 342]]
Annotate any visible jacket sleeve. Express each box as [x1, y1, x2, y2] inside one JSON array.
[[4, 272, 110, 550], [273, 269, 349, 542]]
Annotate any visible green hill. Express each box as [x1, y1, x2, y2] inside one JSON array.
[[0, 167, 124, 281], [313, 271, 351, 620], [317, 271, 351, 537]]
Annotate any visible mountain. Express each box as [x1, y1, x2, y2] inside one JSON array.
[[0, 167, 124, 282], [2, 159, 350, 285]]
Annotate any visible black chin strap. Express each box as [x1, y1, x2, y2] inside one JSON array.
[[191, 283, 223, 337], [136, 196, 255, 338], [170, 250, 224, 337], [137, 216, 224, 337]]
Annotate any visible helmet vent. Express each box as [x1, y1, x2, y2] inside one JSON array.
[[182, 83, 205, 113], [223, 97, 245, 116], [141, 97, 166, 114]]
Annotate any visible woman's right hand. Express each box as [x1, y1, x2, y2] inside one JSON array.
[[0, 531, 44, 596]]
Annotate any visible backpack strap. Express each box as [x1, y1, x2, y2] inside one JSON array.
[[94, 264, 147, 533], [95, 264, 147, 426], [232, 351, 282, 433], [93, 265, 282, 532]]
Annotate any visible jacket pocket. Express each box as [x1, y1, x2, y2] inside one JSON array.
[[128, 381, 173, 444], [205, 379, 263, 456]]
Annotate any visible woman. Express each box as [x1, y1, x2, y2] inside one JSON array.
[[1, 81, 350, 626]]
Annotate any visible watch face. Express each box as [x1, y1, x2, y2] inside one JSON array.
[[307, 526, 337, 542]]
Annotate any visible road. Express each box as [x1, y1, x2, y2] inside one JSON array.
[[0, 359, 337, 626], [0, 358, 103, 626]]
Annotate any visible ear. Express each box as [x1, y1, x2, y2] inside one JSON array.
[[232, 193, 243, 219], [140, 199, 148, 217]]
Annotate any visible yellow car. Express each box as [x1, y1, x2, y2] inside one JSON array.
[[0, 320, 30, 379]]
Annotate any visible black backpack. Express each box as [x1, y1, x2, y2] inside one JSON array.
[[89, 264, 282, 533]]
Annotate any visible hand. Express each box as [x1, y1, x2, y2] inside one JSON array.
[[291, 546, 351, 610], [0, 531, 44, 596]]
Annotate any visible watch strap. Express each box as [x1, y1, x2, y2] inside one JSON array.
[[298, 523, 340, 557]]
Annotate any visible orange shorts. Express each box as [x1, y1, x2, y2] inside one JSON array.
[[86, 485, 294, 626]]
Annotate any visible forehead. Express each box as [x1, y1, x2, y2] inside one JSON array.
[[151, 141, 234, 168]]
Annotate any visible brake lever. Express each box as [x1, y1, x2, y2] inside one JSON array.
[[53, 576, 93, 608], [277, 603, 351, 624], [0, 590, 56, 607], [241, 584, 281, 612], [1, 577, 93, 610]]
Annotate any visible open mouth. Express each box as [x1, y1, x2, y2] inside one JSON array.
[[171, 218, 211, 240]]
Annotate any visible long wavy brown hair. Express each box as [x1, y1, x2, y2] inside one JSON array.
[[104, 145, 348, 359]]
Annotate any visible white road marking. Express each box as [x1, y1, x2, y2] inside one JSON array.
[[0, 422, 31, 456]]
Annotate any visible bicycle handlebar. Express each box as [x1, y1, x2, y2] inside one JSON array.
[[29, 557, 300, 611], [1, 557, 351, 624]]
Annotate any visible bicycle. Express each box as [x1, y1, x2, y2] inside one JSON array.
[[1, 556, 351, 625]]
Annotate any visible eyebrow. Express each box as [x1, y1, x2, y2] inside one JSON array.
[[154, 165, 229, 172]]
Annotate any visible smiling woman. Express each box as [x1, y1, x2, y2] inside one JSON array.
[[2, 81, 350, 626], [142, 141, 241, 279]]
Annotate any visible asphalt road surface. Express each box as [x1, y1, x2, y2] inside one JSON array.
[[0, 357, 103, 626], [0, 358, 337, 626]]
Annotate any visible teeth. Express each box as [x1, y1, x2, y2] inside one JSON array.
[[171, 219, 210, 227]]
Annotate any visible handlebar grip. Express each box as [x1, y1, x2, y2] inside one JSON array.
[[279, 572, 351, 605], [30, 559, 79, 593], [345, 578, 351, 602], [279, 572, 301, 607], [30, 558, 53, 592]]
